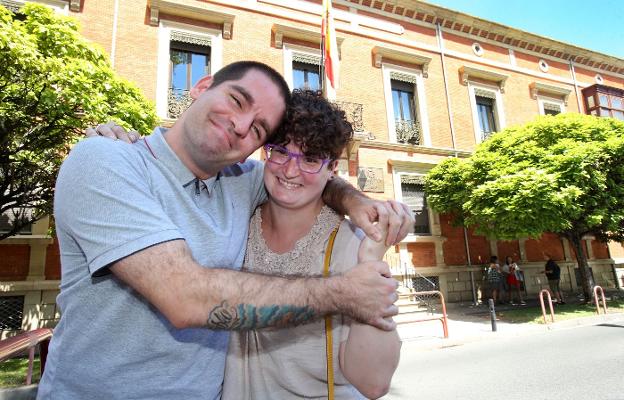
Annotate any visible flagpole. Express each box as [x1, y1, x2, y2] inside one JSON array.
[[320, 0, 326, 96]]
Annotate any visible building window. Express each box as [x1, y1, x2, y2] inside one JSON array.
[[582, 84, 624, 121], [383, 66, 430, 146], [168, 40, 210, 118], [542, 102, 562, 115], [476, 95, 497, 139], [538, 96, 565, 116], [391, 79, 420, 145], [472, 42, 484, 57], [292, 61, 320, 91], [400, 176, 430, 235], [469, 84, 505, 143], [0, 296, 24, 330], [0, 209, 32, 235], [1, 0, 69, 14], [156, 22, 222, 119]]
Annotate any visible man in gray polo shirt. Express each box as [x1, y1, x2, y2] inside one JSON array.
[[39, 61, 411, 399]]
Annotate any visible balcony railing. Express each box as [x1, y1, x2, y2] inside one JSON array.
[[481, 129, 494, 142], [395, 119, 420, 145], [334, 101, 364, 132], [168, 88, 193, 119]]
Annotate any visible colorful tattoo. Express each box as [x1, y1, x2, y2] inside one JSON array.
[[206, 301, 317, 330]]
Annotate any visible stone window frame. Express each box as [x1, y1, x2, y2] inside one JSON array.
[[1, 0, 71, 14], [537, 95, 566, 116], [281, 43, 322, 92], [155, 20, 223, 120], [381, 64, 431, 147], [467, 81, 506, 144]]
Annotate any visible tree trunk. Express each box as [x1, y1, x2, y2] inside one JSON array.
[[568, 232, 595, 302]]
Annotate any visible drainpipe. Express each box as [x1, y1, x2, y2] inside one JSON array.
[[437, 23, 477, 304], [569, 59, 583, 113], [110, 0, 120, 68], [436, 23, 457, 153]]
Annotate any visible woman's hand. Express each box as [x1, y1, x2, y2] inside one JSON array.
[[357, 200, 394, 262], [85, 122, 141, 143]]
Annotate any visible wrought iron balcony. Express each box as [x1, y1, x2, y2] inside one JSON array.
[[395, 119, 420, 145], [168, 88, 193, 119], [334, 101, 364, 132], [481, 129, 494, 142]]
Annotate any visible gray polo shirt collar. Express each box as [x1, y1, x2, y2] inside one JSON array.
[[145, 127, 220, 194]]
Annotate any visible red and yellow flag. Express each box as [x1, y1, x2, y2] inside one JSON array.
[[321, 0, 339, 100]]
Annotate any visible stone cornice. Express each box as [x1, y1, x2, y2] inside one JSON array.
[[363, 140, 471, 157], [530, 82, 572, 105], [336, 0, 624, 76], [372, 45, 431, 77], [149, 0, 234, 39]]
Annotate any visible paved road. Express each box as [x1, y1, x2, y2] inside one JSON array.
[[384, 317, 624, 400]]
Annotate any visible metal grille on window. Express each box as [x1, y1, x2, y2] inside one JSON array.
[[0, 296, 24, 330], [412, 275, 439, 292], [168, 32, 211, 119], [400, 176, 430, 234], [543, 102, 561, 115]]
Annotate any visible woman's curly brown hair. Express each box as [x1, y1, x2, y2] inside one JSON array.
[[269, 89, 353, 162]]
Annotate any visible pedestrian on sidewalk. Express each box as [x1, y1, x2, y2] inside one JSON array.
[[487, 256, 503, 305], [544, 253, 566, 304], [504, 256, 526, 305]]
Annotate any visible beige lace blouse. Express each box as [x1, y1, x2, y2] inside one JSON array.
[[222, 206, 366, 399]]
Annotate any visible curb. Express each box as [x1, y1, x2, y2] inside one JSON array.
[[397, 311, 624, 351]]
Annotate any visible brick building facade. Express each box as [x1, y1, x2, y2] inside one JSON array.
[[1, 0, 624, 335]]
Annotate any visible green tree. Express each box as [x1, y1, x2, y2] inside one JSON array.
[[426, 113, 624, 301], [0, 3, 157, 239]]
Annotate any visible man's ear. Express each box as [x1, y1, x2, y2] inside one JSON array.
[[190, 75, 214, 100]]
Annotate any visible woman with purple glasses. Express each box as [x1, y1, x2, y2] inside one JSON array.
[[222, 90, 401, 399]]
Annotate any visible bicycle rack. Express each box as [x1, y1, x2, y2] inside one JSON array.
[[538, 289, 555, 324], [399, 290, 449, 338], [593, 285, 608, 314], [0, 328, 53, 384]]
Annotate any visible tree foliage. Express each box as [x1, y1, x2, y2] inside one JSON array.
[[0, 4, 157, 239], [426, 113, 624, 299]]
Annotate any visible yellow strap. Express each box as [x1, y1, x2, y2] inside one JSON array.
[[323, 226, 339, 400]]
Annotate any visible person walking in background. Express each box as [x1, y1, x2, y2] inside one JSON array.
[[504, 256, 526, 305], [487, 256, 503, 305], [544, 253, 565, 304]]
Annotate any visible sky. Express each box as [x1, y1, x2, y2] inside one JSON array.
[[424, 0, 624, 59]]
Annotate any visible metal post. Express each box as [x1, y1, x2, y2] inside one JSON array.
[[488, 298, 497, 332]]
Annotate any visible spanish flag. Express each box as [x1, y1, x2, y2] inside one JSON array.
[[321, 0, 338, 100]]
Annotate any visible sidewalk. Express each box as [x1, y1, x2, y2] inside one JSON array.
[[396, 298, 624, 350]]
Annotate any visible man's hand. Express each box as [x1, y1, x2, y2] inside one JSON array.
[[85, 122, 141, 143], [333, 260, 399, 331], [349, 198, 414, 246]]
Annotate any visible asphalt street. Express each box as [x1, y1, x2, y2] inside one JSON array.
[[384, 317, 624, 400]]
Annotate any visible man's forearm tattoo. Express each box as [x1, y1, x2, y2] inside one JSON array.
[[206, 301, 317, 330]]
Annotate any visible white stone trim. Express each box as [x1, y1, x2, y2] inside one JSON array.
[[381, 63, 431, 146], [537, 95, 565, 115], [1, 0, 68, 14], [467, 81, 506, 144], [156, 21, 222, 119], [472, 42, 484, 57]]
